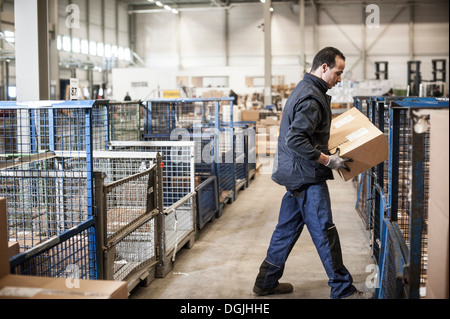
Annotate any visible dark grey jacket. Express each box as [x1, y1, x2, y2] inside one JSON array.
[[272, 73, 334, 191]]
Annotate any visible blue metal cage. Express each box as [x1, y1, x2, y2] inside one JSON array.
[[353, 96, 449, 299], [2, 100, 168, 285], [142, 97, 257, 224], [108, 101, 144, 141], [1, 100, 109, 279]]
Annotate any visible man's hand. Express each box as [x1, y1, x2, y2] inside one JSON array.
[[325, 149, 352, 171]]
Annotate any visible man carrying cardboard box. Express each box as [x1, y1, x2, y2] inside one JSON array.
[[253, 47, 372, 299]]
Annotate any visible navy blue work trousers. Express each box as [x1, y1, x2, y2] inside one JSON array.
[[255, 181, 356, 299]]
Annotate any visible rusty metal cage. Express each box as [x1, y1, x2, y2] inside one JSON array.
[[108, 141, 196, 277], [93, 152, 163, 288]]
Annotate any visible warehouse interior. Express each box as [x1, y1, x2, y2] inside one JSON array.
[[0, 0, 449, 306]]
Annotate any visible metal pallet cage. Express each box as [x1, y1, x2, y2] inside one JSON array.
[[142, 97, 257, 228], [383, 98, 448, 299], [108, 101, 144, 141], [1, 100, 110, 279], [353, 96, 449, 299], [0, 100, 108, 252], [354, 96, 392, 261], [93, 151, 163, 288], [108, 140, 196, 273], [189, 130, 219, 229], [143, 98, 240, 205], [10, 151, 163, 287], [2, 100, 168, 287]]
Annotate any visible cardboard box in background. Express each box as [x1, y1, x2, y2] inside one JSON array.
[[328, 107, 388, 181], [260, 117, 280, 126], [241, 110, 260, 122], [0, 197, 128, 299]]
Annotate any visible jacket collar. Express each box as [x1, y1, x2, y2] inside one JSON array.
[[303, 73, 329, 94]]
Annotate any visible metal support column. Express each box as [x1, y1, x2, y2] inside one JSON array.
[[299, 0, 306, 75], [48, 0, 60, 100], [264, 0, 272, 107], [14, 0, 50, 100]]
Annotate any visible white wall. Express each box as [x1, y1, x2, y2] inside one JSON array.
[[127, 1, 449, 97], [111, 65, 302, 101]]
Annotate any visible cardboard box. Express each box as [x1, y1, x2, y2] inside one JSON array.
[[0, 274, 128, 299], [256, 134, 278, 155], [328, 107, 388, 181], [260, 118, 280, 126], [241, 110, 260, 122], [8, 242, 19, 259], [0, 198, 128, 299]]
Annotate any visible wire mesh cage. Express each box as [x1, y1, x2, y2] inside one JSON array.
[[108, 101, 144, 141], [353, 96, 449, 299], [93, 155, 159, 240], [144, 98, 244, 205], [111, 218, 156, 282], [0, 100, 108, 252], [108, 141, 196, 260], [146, 99, 211, 137], [2, 100, 164, 285], [378, 219, 408, 299], [93, 154, 162, 284], [387, 99, 440, 298], [189, 130, 219, 229]]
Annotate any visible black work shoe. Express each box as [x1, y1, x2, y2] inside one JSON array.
[[342, 290, 374, 299], [253, 283, 294, 296]]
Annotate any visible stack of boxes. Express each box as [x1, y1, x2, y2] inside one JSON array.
[[241, 109, 281, 156]]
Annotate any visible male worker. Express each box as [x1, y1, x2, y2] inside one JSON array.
[[253, 47, 372, 299]]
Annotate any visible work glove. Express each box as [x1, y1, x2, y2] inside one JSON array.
[[325, 148, 352, 171]]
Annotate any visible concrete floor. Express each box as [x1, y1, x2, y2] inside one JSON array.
[[129, 162, 374, 300]]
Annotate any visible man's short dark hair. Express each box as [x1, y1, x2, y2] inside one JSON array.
[[311, 47, 345, 72]]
